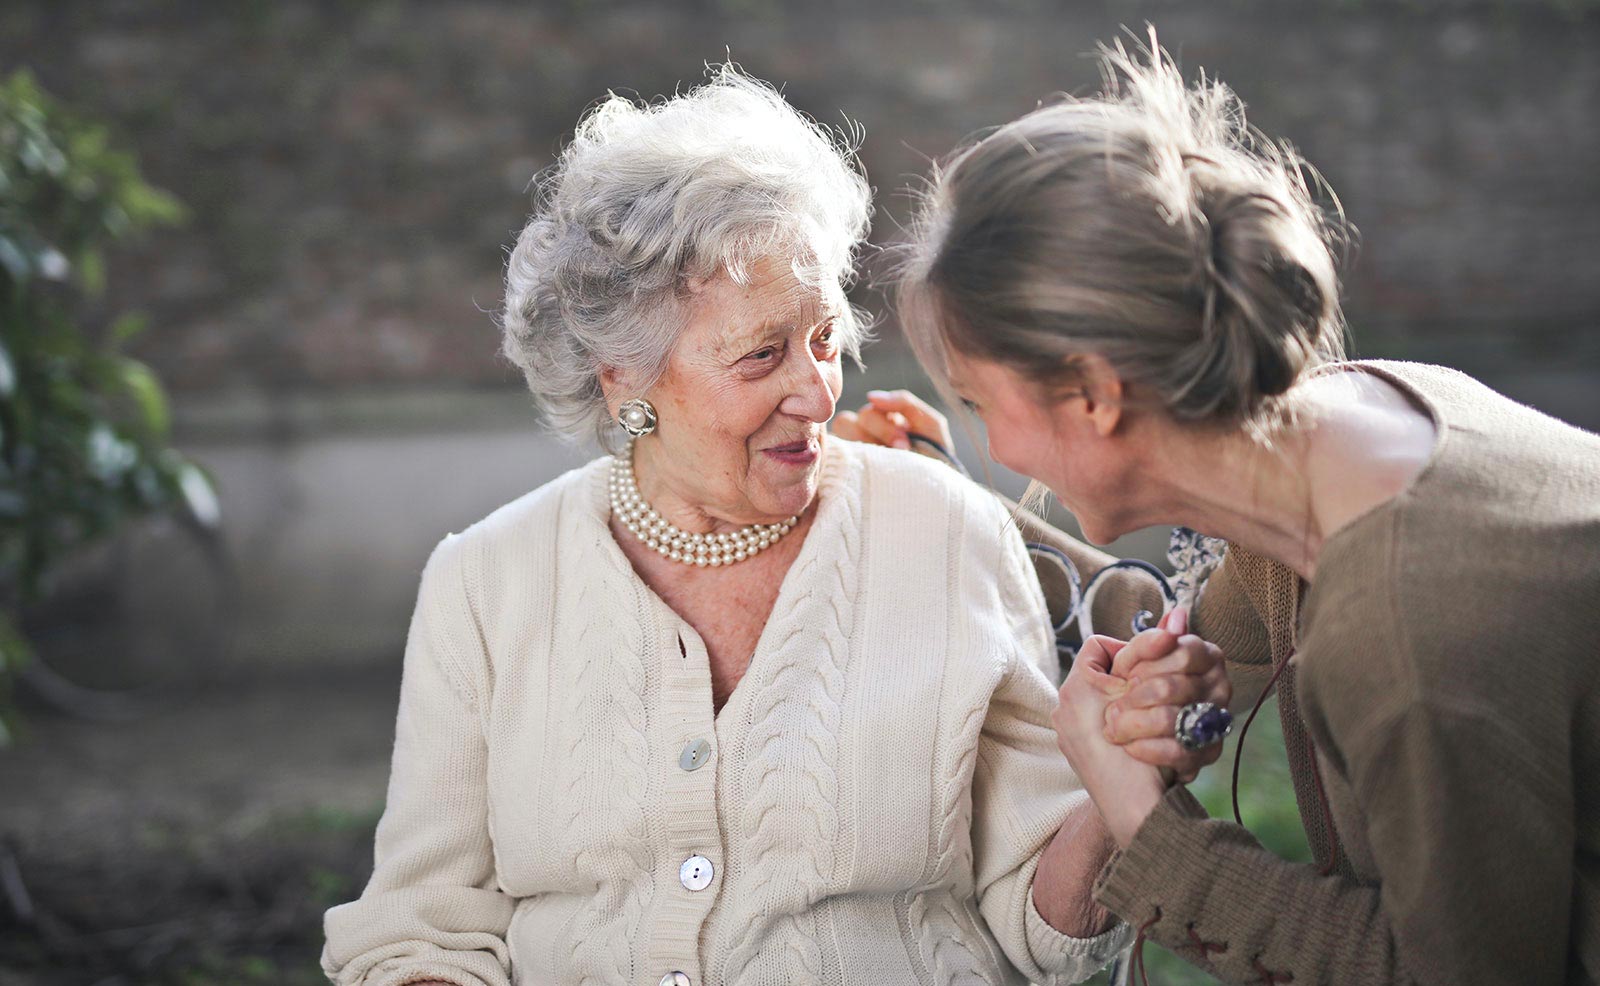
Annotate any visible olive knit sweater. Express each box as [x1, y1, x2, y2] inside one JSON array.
[[1092, 361, 1600, 985]]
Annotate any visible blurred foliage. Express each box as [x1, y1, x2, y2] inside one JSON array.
[[0, 70, 217, 744]]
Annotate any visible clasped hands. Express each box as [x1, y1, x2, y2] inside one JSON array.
[[1051, 607, 1232, 849]]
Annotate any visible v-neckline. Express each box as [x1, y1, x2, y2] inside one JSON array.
[[586, 441, 854, 730], [1298, 361, 1446, 642], [676, 622, 743, 729]]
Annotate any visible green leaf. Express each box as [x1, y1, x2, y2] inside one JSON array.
[[86, 422, 137, 482], [102, 203, 129, 238], [117, 356, 170, 437], [0, 612, 28, 748], [0, 611, 32, 676], [75, 247, 103, 295], [36, 245, 69, 281], [131, 461, 165, 506], [0, 234, 29, 284], [121, 183, 186, 227], [0, 339, 15, 397], [110, 313, 148, 344], [18, 132, 67, 176], [176, 461, 221, 528]]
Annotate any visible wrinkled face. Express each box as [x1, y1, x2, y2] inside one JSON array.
[[613, 257, 844, 525], [945, 348, 1136, 546]]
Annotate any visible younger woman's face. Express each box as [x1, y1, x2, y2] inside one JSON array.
[[944, 348, 1138, 545]]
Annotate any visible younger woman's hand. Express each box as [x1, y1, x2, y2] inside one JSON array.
[[833, 389, 953, 457], [1102, 608, 1232, 783]]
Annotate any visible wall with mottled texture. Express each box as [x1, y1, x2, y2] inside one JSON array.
[[6, 1, 1597, 406]]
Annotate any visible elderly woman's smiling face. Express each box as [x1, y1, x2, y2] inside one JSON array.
[[608, 256, 844, 529]]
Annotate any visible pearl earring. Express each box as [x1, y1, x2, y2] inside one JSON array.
[[617, 398, 658, 437]]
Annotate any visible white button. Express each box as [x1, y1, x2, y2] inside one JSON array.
[[660, 973, 691, 986], [679, 738, 712, 771], [679, 855, 714, 891]]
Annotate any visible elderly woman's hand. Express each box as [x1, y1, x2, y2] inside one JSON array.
[[1051, 633, 1170, 848], [833, 389, 954, 457], [1103, 608, 1232, 784]]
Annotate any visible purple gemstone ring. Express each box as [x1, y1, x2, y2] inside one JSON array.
[[1175, 701, 1234, 751]]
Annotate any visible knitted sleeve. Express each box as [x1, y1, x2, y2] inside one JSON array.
[[320, 535, 515, 986], [1093, 689, 1574, 986], [1091, 785, 1398, 984], [1189, 545, 1278, 712], [970, 523, 1132, 984], [1092, 530, 1577, 985]]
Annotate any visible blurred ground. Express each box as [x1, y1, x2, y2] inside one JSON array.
[[0, 668, 395, 986]]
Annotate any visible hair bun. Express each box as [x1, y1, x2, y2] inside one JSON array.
[[901, 31, 1350, 431], [1180, 180, 1337, 419]]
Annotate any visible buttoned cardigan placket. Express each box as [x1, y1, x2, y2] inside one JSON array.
[[591, 446, 855, 986], [641, 614, 725, 986]]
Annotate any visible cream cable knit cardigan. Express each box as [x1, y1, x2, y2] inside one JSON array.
[[320, 439, 1130, 986]]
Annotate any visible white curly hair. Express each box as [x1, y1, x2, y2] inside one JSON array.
[[500, 65, 874, 449]]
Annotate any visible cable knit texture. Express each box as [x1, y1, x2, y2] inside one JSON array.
[[321, 439, 1129, 986]]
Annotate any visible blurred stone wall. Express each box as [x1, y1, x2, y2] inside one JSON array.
[[2, 0, 1596, 672], [5, 0, 1597, 407]]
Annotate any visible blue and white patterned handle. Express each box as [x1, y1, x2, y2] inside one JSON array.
[[1026, 526, 1227, 663]]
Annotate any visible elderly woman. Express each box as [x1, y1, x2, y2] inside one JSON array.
[[319, 69, 1228, 986]]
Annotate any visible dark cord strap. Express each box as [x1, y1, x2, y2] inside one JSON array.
[[907, 432, 970, 477]]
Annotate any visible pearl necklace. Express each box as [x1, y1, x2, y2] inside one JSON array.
[[609, 444, 798, 567]]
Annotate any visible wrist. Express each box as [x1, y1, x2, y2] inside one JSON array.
[[1098, 773, 1167, 849]]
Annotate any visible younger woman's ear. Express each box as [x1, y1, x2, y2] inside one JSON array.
[[1076, 353, 1125, 437]]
